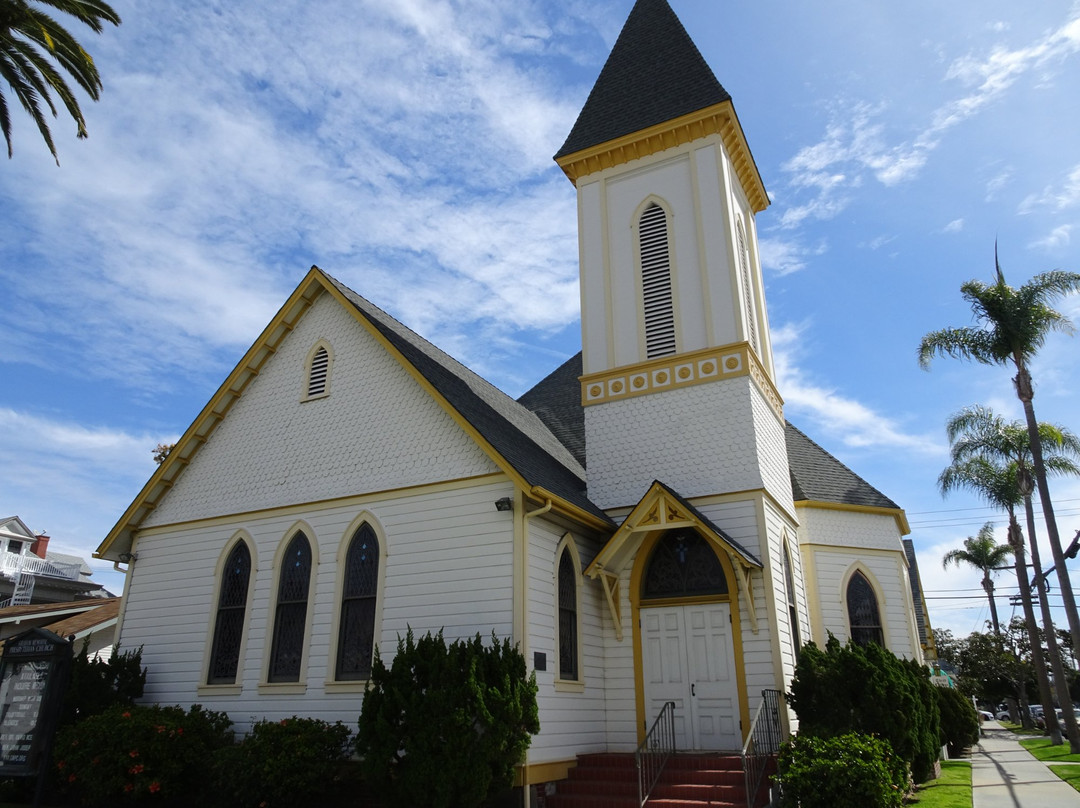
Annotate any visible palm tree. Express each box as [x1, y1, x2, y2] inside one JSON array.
[[938, 455, 1072, 749], [942, 405, 1080, 750], [942, 522, 1012, 635], [0, 0, 121, 162], [919, 251, 1080, 670]]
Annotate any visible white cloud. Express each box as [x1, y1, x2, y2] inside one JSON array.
[[1019, 162, 1080, 214], [942, 219, 965, 233], [771, 323, 943, 455], [771, 8, 1080, 232], [758, 237, 826, 276], [1029, 224, 1074, 250]]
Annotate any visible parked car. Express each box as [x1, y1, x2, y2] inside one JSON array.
[[978, 709, 995, 721], [996, 710, 1011, 721]]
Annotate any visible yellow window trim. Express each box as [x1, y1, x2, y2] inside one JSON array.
[[629, 530, 752, 748]]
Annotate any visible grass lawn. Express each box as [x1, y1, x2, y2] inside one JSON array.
[[908, 760, 972, 808], [1019, 737, 1080, 763], [1049, 765, 1080, 793], [999, 721, 1044, 735]]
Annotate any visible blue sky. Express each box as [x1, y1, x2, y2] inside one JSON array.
[[2, 0, 1080, 641]]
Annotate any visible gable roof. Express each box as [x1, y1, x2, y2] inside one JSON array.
[[783, 422, 901, 511], [517, 352, 904, 519], [98, 269, 613, 560], [555, 0, 731, 160]]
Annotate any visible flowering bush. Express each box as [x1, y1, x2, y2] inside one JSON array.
[[215, 716, 354, 808], [55, 704, 233, 806]]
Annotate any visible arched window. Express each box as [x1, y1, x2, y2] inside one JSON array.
[[847, 571, 884, 647], [557, 546, 579, 681], [336, 523, 380, 680], [304, 341, 332, 400], [268, 531, 312, 682], [639, 203, 676, 358], [642, 530, 728, 600], [207, 541, 251, 684], [783, 541, 802, 658], [735, 217, 759, 356]]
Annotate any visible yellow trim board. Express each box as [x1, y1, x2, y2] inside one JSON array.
[[556, 101, 768, 214], [585, 482, 761, 635], [794, 499, 910, 536], [629, 531, 752, 748], [579, 341, 783, 422]]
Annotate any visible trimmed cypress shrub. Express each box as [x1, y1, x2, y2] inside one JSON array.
[[787, 635, 940, 783], [935, 685, 979, 756], [356, 629, 539, 808]]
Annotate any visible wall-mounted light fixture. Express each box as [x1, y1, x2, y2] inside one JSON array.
[[118, 552, 138, 564], [494, 497, 514, 512]]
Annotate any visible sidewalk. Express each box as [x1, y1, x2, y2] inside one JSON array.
[[971, 721, 1080, 808]]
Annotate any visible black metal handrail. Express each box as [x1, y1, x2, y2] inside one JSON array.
[[741, 689, 784, 808], [636, 700, 676, 806]]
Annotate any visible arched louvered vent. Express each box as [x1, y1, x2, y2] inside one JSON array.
[[640, 203, 676, 358], [307, 346, 329, 398], [736, 219, 759, 355]]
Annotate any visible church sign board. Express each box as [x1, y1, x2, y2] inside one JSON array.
[[0, 629, 72, 778]]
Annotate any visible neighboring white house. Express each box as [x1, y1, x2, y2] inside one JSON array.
[[0, 516, 104, 607], [97, 0, 931, 798]]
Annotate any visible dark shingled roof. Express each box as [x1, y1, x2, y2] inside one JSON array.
[[903, 539, 930, 647], [784, 422, 900, 510], [517, 353, 901, 513], [516, 353, 586, 467], [322, 273, 614, 527], [554, 0, 731, 159]]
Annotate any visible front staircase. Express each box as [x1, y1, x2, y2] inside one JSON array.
[[543, 752, 775, 808]]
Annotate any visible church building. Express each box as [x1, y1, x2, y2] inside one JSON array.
[[98, 0, 930, 802]]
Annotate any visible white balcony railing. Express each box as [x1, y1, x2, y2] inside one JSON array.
[[0, 551, 82, 582]]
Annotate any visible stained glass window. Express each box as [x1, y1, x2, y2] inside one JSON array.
[[336, 523, 379, 680], [783, 542, 802, 658], [642, 530, 728, 600], [847, 571, 884, 647], [268, 531, 312, 682], [208, 542, 251, 684], [558, 548, 578, 680]]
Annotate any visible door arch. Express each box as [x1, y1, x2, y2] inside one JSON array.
[[631, 529, 749, 750]]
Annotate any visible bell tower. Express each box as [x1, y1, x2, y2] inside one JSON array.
[[556, 0, 790, 512]]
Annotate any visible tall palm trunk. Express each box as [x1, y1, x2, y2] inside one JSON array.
[[1008, 512, 1059, 739], [981, 574, 1002, 635], [1015, 363, 1080, 657], [1023, 490, 1078, 751]]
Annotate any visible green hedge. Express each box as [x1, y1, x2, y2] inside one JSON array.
[[787, 636, 941, 782], [777, 732, 908, 808], [935, 686, 979, 756], [356, 629, 539, 808], [215, 716, 354, 807]]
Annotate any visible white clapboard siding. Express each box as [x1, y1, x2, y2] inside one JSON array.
[[808, 546, 918, 660], [525, 517, 607, 763], [143, 291, 498, 528], [122, 479, 517, 733]]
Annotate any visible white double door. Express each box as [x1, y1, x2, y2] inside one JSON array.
[[642, 602, 740, 751]]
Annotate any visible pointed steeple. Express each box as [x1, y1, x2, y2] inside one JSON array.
[[555, 0, 731, 160]]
